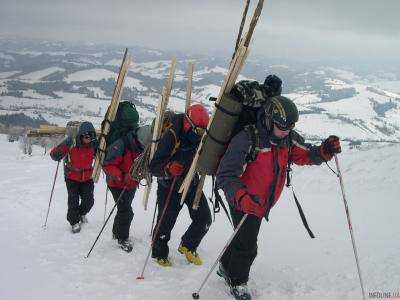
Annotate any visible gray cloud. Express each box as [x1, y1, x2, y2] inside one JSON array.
[[1, 0, 399, 63]]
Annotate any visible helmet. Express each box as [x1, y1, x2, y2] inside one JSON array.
[[183, 104, 210, 133], [267, 96, 298, 130], [264, 74, 282, 97]]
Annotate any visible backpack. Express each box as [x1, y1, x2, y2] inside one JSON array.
[[149, 110, 181, 154], [106, 101, 139, 146]]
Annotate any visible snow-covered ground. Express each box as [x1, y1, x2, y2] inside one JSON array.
[[65, 69, 118, 83], [0, 135, 399, 299]]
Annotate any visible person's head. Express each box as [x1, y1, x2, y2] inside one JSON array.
[[263, 74, 282, 97], [265, 96, 298, 140], [76, 121, 96, 146], [183, 104, 210, 142]]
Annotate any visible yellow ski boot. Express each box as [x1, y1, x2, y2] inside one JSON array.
[[178, 245, 203, 265], [156, 257, 172, 267]]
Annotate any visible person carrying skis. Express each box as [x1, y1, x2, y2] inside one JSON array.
[[102, 128, 147, 253], [215, 89, 341, 299], [50, 121, 98, 233], [149, 104, 212, 267]]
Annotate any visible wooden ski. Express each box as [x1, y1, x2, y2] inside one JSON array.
[[179, 0, 265, 207], [185, 62, 195, 112], [92, 48, 131, 182], [233, 0, 250, 60], [27, 125, 102, 138], [142, 57, 177, 210]]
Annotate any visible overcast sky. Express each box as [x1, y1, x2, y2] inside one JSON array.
[[1, 0, 399, 64]]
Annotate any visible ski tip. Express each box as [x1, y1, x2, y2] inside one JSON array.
[[136, 276, 144, 280], [192, 292, 200, 299]]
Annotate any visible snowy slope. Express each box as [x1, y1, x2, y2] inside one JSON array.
[[65, 69, 118, 83], [0, 135, 399, 300]]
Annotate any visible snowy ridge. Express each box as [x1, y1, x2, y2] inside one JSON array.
[[1, 39, 400, 142], [18, 67, 65, 82], [0, 136, 399, 299]]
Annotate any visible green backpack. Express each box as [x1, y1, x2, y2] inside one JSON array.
[[106, 101, 139, 146]]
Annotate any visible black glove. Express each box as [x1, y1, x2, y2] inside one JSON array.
[[264, 74, 282, 97], [320, 135, 341, 161], [50, 150, 63, 161]]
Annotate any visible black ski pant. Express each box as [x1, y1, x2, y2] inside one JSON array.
[[65, 179, 94, 226], [220, 204, 262, 286], [152, 179, 212, 259], [109, 187, 136, 241]]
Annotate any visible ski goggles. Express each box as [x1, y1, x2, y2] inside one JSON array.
[[273, 121, 295, 131], [185, 114, 206, 136], [81, 132, 94, 139]]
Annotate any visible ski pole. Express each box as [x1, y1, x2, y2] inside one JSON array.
[[192, 214, 248, 300], [103, 187, 109, 223], [334, 154, 366, 300], [149, 199, 158, 237], [43, 160, 60, 228], [137, 177, 178, 280], [85, 188, 126, 258]]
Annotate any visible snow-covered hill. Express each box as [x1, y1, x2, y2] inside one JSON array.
[[0, 135, 399, 299], [0, 38, 399, 142]]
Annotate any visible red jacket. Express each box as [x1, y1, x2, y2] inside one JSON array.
[[102, 132, 143, 190], [216, 126, 325, 217], [50, 122, 97, 182]]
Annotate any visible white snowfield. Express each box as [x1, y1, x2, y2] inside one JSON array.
[[0, 135, 399, 300], [65, 68, 147, 91], [65, 68, 118, 83]]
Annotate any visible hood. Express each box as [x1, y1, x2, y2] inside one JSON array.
[[76, 121, 97, 147]]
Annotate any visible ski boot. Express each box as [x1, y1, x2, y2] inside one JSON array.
[[217, 263, 230, 285], [155, 257, 172, 267], [217, 264, 251, 300], [80, 215, 88, 224], [117, 239, 133, 253], [178, 245, 203, 265], [71, 223, 81, 234], [230, 284, 251, 300]]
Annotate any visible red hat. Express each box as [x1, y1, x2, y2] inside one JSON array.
[[183, 104, 210, 132]]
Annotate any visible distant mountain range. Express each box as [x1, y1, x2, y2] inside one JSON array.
[[0, 38, 399, 142]]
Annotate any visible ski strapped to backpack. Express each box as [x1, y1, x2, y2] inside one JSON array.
[[92, 48, 131, 182], [179, 0, 265, 208], [140, 58, 177, 210]]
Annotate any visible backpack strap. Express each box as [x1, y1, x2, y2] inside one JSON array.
[[211, 175, 233, 227], [286, 132, 315, 239], [152, 113, 181, 157], [165, 124, 180, 157], [244, 125, 260, 163]]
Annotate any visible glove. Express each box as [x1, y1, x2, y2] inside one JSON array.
[[234, 189, 264, 219], [320, 135, 341, 161], [50, 148, 64, 161], [165, 161, 184, 177], [264, 74, 282, 97], [51, 151, 63, 161]]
